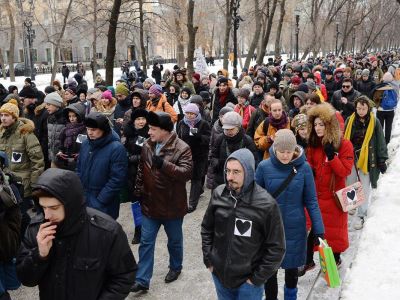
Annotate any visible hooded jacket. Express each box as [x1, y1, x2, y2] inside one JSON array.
[[255, 146, 324, 268], [47, 108, 66, 162], [0, 205, 21, 263], [332, 88, 361, 121], [16, 168, 137, 300], [201, 148, 285, 288], [0, 118, 44, 197], [77, 131, 128, 219]]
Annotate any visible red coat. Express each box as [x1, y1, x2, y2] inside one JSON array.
[[307, 139, 354, 253], [234, 104, 255, 130]]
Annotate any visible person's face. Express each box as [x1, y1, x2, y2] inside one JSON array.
[[23, 97, 35, 107], [169, 86, 176, 94], [68, 111, 78, 123], [298, 127, 308, 139], [314, 117, 326, 137], [276, 150, 295, 165], [148, 125, 167, 142], [305, 99, 317, 111], [225, 159, 244, 193], [224, 127, 239, 137], [269, 88, 277, 95], [39, 197, 65, 225], [0, 113, 15, 127], [287, 68, 293, 74], [218, 83, 228, 93], [160, 81, 166, 87], [284, 75, 290, 82], [192, 77, 199, 83], [132, 96, 142, 108], [336, 72, 343, 78], [293, 97, 302, 108], [307, 78, 314, 83], [185, 112, 197, 121], [143, 81, 152, 89], [362, 75, 369, 81], [356, 102, 369, 118], [372, 61, 378, 68], [344, 71, 351, 78], [342, 82, 352, 92], [24, 81, 30, 87], [45, 103, 59, 114], [101, 98, 111, 105], [270, 102, 283, 119], [253, 85, 263, 95], [64, 91, 73, 101], [302, 72, 309, 78], [86, 127, 104, 140], [116, 93, 127, 102], [79, 93, 86, 101], [53, 85, 60, 91], [148, 92, 157, 100], [134, 117, 147, 129], [176, 74, 183, 81], [201, 78, 209, 85], [326, 74, 333, 80], [12, 89, 18, 95], [181, 91, 189, 99], [237, 96, 246, 105]]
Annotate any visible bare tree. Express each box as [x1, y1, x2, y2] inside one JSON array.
[[5, 0, 15, 81], [274, 0, 286, 56], [244, 0, 261, 69], [186, 0, 198, 77], [256, 0, 278, 65], [105, 0, 122, 85], [223, 0, 234, 70]]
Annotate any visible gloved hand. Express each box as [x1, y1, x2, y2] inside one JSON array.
[[129, 155, 140, 164], [378, 162, 387, 174], [314, 233, 325, 246], [152, 155, 164, 169], [323, 143, 335, 161]]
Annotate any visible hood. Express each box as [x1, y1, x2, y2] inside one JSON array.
[[89, 129, 120, 150], [224, 148, 255, 194], [289, 91, 307, 107], [64, 102, 86, 122], [269, 145, 305, 169], [1, 118, 35, 134], [32, 168, 86, 238], [314, 72, 322, 85]]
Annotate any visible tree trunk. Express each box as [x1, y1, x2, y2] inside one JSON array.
[[5, 0, 15, 81], [175, 17, 185, 67], [223, 0, 232, 70], [186, 0, 198, 78], [139, 0, 147, 71], [209, 24, 215, 56], [105, 0, 122, 85], [51, 0, 74, 84], [244, 0, 261, 69], [274, 0, 286, 56], [257, 0, 278, 65], [92, 0, 98, 80], [0, 49, 6, 80]]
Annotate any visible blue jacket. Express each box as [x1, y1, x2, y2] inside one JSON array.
[[255, 146, 324, 269], [77, 130, 128, 219]]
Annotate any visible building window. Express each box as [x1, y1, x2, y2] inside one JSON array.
[[84, 47, 90, 61], [96, 53, 103, 59], [6, 50, 10, 64], [31, 49, 38, 62], [46, 48, 52, 62], [19, 49, 24, 62]]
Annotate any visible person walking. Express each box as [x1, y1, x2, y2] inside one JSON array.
[[16, 168, 137, 300], [131, 111, 192, 292], [255, 129, 324, 300], [201, 148, 285, 300]]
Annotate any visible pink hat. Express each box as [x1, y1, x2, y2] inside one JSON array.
[[102, 90, 112, 101]]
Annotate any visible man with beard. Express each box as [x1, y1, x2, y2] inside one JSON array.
[[201, 148, 285, 299]]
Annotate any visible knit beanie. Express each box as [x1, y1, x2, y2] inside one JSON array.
[[274, 129, 297, 152], [0, 102, 19, 120], [192, 72, 201, 82], [219, 106, 233, 117], [115, 83, 129, 96], [383, 72, 394, 83], [291, 114, 308, 133], [237, 88, 250, 100], [361, 69, 370, 77], [44, 92, 63, 108], [102, 90, 113, 101], [184, 103, 199, 115], [291, 76, 301, 85], [149, 84, 163, 97], [144, 78, 155, 86]]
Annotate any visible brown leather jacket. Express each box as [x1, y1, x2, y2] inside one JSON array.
[[136, 132, 192, 219]]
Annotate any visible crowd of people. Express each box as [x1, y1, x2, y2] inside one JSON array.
[[0, 50, 398, 300]]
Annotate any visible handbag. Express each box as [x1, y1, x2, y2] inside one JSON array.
[[329, 164, 365, 212], [272, 166, 297, 198], [318, 238, 341, 288]]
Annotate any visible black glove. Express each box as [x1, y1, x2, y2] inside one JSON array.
[[378, 162, 387, 174], [323, 143, 335, 161], [152, 155, 164, 169], [314, 233, 325, 246]]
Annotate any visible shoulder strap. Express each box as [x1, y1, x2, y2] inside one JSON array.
[[162, 101, 166, 112], [177, 101, 184, 115], [272, 166, 297, 198]]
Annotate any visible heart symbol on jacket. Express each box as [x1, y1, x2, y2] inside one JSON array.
[[236, 220, 251, 235], [12, 152, 22, 162], [347, 189, 356, 201]]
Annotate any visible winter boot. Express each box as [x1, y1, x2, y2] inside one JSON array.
[[284, 285, 298, 300], [131, 226, 141, 245]]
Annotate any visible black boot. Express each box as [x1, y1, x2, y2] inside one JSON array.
[[131, 226, 141, 245]]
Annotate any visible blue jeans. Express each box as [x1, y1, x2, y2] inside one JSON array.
[[0, 260, 20, 295], [212, 273, 264, 300], [135, 216, 183, 287]]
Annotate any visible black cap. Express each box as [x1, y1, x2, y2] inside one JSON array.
[[84, 112, 111, 133], [199, 91, 210, 100], [146, 111, 174, 132], [216, 77, 229, 86], [131, 108, 148, 121], [19, 86, 36, 98], [44, 86, 56, 94]]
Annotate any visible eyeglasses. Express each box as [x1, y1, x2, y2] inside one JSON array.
[[224, 169, 242, 176], [342, 85, 351, 89]]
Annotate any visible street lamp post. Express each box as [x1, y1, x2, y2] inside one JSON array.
[[232, 0, 242, 82], [352, 28, 356, 55], [25, 20, 36, 80], [146, 35, 150, 68], [335, 22, 340, 56], [294, 8, 300, 61]]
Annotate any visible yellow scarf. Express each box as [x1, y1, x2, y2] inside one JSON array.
[[344, 112, 375, 174]]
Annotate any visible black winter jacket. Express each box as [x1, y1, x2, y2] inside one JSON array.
[[0, 205, 21, 262], [332, 88, 361, 121], [211, 89, 237, 123], [16, 168, 137, 300], [201, 182, 285, 288], [355, 79, 375, 100]]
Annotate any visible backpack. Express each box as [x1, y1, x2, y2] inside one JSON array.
[[381, 89, 398, 110]]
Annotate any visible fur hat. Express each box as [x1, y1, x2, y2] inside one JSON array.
[[146, 111, 174, 132], [307, 103, 341, 149], [84, 112, 111, 134], [131, 108, 148, 121], [0, 102, 19, 120]]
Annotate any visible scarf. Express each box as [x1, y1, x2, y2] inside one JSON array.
[[218, 89, 229, 106], [64, 122, 86, 149], [344, 112, 375, 174], [236, 102, 249, 118], [269, 111, 288, 130], [183, 113, 202, 128]]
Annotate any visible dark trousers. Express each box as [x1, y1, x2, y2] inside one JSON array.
[[265, 269, 298, 300], [377, 110, 395, 144], [189, 159, 207, 209], [20, 198, 32, 237]]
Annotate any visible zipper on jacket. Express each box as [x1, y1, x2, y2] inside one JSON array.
[[223, 191, 238, 284]]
